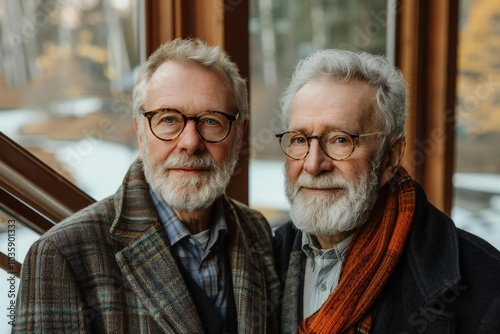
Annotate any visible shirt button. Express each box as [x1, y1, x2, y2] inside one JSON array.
[[319, 283, 327, 291]]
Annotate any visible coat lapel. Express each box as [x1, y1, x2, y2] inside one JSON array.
[[224, 198, 267, 334], [110, 160, 204, 334], [282, 251, 304, 334], [115, 228, 204, 334]]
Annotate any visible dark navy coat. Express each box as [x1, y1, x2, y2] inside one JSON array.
[[275, 182, 500, 334]]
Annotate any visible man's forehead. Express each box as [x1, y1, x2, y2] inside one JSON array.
[[144, 61, 236, 110], [296, 80, 373, 110], [288, 79, 378, 131], [148, 61, 230, 87], [148, 61, 183, 86]]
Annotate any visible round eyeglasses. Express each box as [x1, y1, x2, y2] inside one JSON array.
[[275, 130, 382, 160], [142, 108, 239, 143]]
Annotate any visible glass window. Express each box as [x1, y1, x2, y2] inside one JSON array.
[[453, 0, 500, 249], [0, 0, 141, 200], [0, 1, 142, 332], [249, 0, 389, 226]]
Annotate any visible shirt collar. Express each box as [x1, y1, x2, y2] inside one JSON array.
[[148, 187, 228, 248], [301, 232, 353, 260]]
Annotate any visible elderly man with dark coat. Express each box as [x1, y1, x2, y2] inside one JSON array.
[[274, 49, 500, 334]]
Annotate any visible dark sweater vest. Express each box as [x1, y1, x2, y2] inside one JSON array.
[[177, 249, 238, 334]]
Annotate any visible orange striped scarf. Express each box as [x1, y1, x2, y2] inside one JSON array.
[[298, 167, 416, 334]]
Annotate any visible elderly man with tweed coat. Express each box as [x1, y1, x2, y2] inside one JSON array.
[[14, 39, 280, 333]]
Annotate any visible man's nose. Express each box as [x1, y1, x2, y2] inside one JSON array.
[[176, 120, 205, 155], [303, 139, 334, 176]]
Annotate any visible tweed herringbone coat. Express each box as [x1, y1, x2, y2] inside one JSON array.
[[14, 160, 280, 333]]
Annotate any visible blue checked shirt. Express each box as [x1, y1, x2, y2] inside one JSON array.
[[149, 188, 228, 319]]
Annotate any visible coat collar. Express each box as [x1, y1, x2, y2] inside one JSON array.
[[405, 182, 461, 304], [109, 159, 159, 244]]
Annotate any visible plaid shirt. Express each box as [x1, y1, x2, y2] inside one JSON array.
[[149, 189, 228, 319]]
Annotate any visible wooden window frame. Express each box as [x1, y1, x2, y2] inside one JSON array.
[[0, 132, 95, 276], [396, 0, 459, 214]]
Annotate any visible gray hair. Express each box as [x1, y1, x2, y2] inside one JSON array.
[[132, 38, 248, 123], [280, 49, 407, 143]]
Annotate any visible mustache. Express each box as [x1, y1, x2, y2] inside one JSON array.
[[294, 173, 351, 189], [162, 154, 217, 170]]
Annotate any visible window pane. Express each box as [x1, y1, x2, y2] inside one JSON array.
[[453, 0, 500, 249], [0, 0, 141, 201], [249, 0, 388, 226], [0, 2, 142, 332]]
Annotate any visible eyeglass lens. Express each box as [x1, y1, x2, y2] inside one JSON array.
[[280, 131, 354, 160], [150, 110, 231, 141]]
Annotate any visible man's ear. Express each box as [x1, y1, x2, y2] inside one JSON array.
[[379, 138, 406, 187]]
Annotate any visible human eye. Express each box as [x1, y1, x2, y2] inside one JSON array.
[[293, 136, 307, 144], [288, 133, 307, 146], [335, 136, 349, 144], [154, 111, 182, 126], [199, 114, 225, 127], [325, 132, 351, 146], [161, 116, 175, 123], [203, 117, 222, 126]]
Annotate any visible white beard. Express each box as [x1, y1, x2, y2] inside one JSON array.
[[285, 162, 380, 237], [142, 149, 238, 212]]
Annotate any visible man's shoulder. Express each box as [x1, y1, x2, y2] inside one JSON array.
[[222, 196, 275, 244], [416, 197, 500, 263], [404, 194, 500, 305], [273, 222, 300, 279], [223, 196, 267, 224], [20, 195, 120, 283], [39, 195, 116, 247], [456, 227, 500, 268], [380, 201, 500, 333], [275, 221, 301, 246], [274, 221, 296, 238]]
